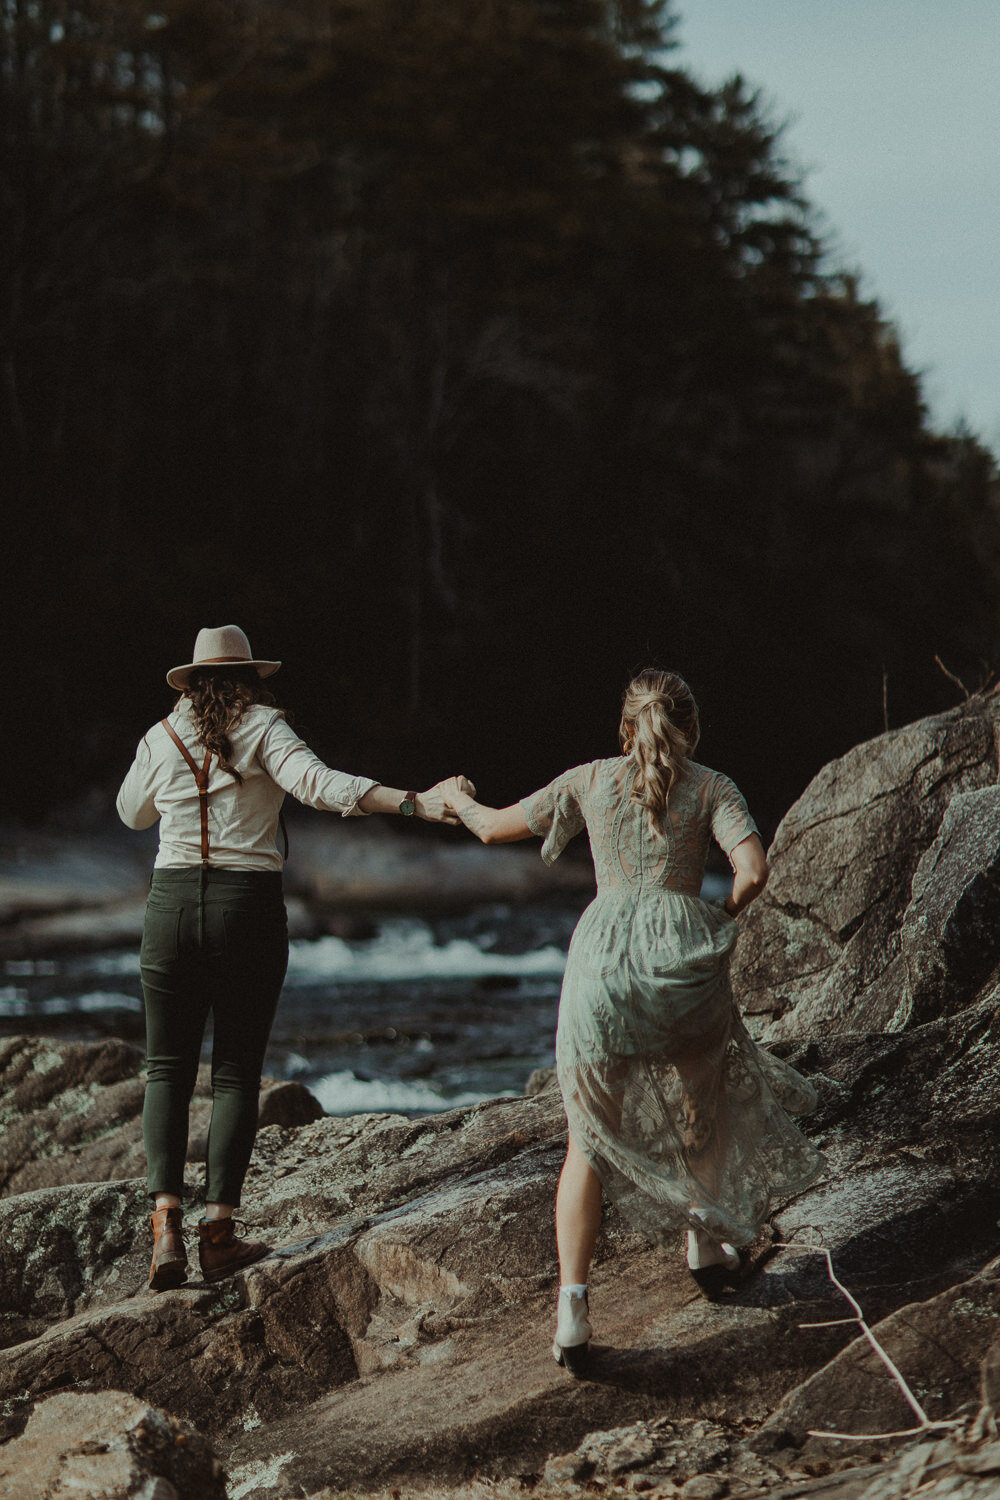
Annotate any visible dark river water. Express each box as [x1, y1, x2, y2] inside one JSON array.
[[1, 902, 579, 1112], [2, 878, 728, 1114]]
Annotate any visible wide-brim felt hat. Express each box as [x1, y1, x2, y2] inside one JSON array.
[[166, 625, 281, 690]]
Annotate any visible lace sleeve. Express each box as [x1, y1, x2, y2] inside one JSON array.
[[710, 772, 758, 859], [520, 764, 589, 865]]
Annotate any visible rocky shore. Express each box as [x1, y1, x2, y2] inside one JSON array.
[[5, 691, 1000, 1497]]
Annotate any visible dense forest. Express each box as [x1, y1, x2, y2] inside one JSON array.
[[3, 0, 998, 829]]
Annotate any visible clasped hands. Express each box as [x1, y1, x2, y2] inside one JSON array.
[[417, 774, 477, 825]]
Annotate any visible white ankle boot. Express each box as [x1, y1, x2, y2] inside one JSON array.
[[552, 1288, 592, 1375], [686, 1223, 740, 1299], [686, 1228, 740, 1271]]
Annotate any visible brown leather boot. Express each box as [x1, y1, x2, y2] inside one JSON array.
[[148, 1205, 188, 1291], [198, 1217, 271, 1282]]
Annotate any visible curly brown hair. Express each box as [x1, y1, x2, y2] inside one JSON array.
[[181, 666, 281, 784]]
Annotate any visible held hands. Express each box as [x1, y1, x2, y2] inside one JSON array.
[[418, 775, 477, 824], [431, 778, 529, 845], [437, 775, 477, 814]]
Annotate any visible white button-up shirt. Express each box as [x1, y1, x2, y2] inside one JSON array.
[[116, 702, 377, 870]]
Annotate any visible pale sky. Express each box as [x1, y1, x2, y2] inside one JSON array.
[[675, 1, 1000, 451]]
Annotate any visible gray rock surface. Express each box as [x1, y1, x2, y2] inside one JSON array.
[[0, 1036, 322, 1198], [763, 1259, 1000, 1454], [2, 1013, 1000, 1499]]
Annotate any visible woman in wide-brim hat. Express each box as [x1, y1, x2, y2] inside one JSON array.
[[118, 624, 465, 1291]]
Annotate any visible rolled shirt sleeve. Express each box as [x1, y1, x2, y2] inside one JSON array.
[[255, 716, 378, 816], [116, 737, 161, 830]]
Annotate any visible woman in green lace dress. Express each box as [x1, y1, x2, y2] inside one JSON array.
[[440, 669, 825, 1373]]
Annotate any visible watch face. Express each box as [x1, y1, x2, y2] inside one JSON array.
[[400, 798, 415, 817]]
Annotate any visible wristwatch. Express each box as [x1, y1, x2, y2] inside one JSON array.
[[398, 791, 418, 818]]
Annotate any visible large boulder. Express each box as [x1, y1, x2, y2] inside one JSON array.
[[895, 786, 1000, 1028], [732, 693, 1000, 1040], [0, 1389, 225, 1500]]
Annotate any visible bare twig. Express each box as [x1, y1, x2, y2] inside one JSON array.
[[934, 655, 971, 700], [774, 1241, 963, 1441], [882, 666, 889, 733], [798, 1317, 858, 1328], [978, 668, 998, 696], [803, 1424, 960, 1442]]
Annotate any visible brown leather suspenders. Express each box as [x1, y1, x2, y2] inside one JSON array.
[[161, 718, 213, 863], [160, 718, 289, 865]]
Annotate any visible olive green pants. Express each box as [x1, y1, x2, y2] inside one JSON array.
[[140, 868, 288, 1206]]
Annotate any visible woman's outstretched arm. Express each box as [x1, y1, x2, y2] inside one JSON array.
[[439, 777, 533, 844], [358, 778, 474, 824], [725, 834, 769, 917]]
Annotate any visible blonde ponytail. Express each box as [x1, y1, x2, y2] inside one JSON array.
[[619, 670, 700, 835]]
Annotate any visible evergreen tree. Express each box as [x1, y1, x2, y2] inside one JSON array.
[[2, 0, 996, 817]]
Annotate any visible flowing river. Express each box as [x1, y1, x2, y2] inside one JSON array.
[[2, 877, 729, 1114]]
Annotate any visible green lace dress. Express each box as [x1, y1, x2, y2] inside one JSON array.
[[521, 756, 825, 1248]]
